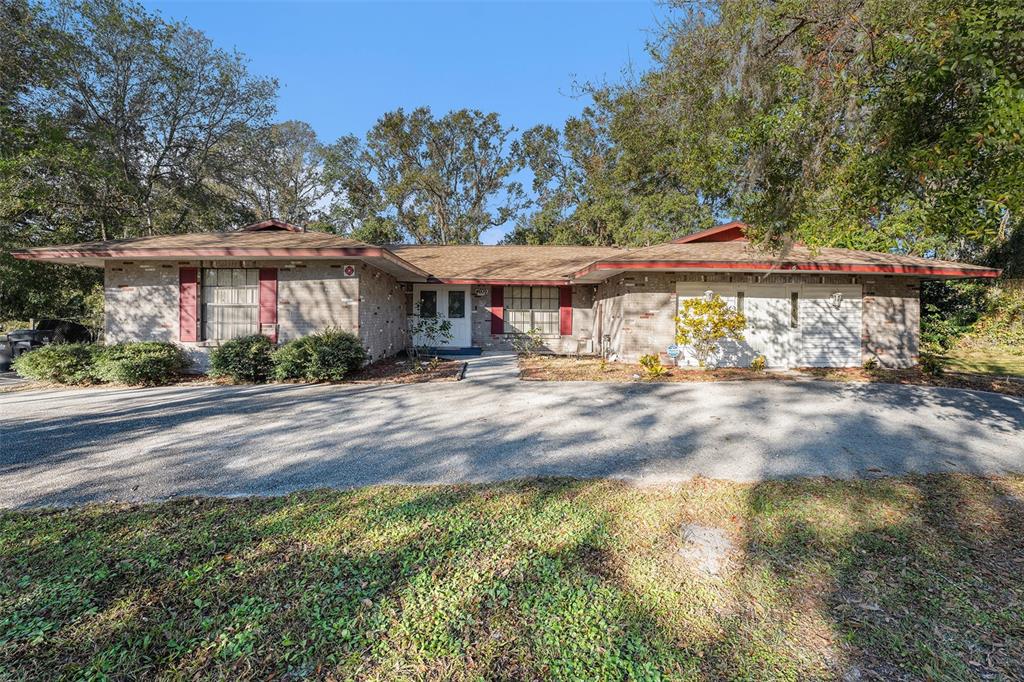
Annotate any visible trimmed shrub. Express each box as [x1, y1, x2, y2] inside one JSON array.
[[94, 342, 189, 386], [272, 328, 367, 382], [12, 343, 99, 384], [271, 337, 312, 381], [209, 335, 275, 383]]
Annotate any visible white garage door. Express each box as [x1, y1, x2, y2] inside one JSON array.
[[796, 284, 863, 367], [676, 282, 795, 368], [675, 281, 862, 368]]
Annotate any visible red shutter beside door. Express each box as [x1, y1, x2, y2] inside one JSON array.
[[179, 267, 199, 342], [258, 268, 278, 343], [490, 286, 505, 335], [559, 286, 573, 336]]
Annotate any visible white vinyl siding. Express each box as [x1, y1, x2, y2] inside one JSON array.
[[797, 285, 863, 367], [504, 286, 559, 335], [201, 268, 259, 341]]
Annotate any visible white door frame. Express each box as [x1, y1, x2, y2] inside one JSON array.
[[411, 284, 472, 348]]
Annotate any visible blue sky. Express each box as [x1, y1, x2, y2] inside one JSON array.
[[144, 0, 664, 241]]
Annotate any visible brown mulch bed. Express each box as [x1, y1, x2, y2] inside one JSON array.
[[346, 356, 465, 384], [519, 355, 1024, 397]]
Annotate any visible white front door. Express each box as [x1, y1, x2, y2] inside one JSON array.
[[412, 285, 472, 348]]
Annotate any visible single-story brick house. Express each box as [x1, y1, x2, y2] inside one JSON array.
[[13, 219, 1000, 369]]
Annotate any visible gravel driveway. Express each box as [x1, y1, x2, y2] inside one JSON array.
[[2, 354, 1022, 508]]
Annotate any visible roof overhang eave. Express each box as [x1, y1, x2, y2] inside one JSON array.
[[570, 261, 1002, 282], [11, 247, 432, 281]]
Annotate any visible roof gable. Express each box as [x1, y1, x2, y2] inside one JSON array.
[[240, 219, 305, 232], [672, 221, 748, 243]]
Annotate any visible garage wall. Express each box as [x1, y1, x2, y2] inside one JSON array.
[[598, 272, 889, 367], [862, 277, 920, 368]]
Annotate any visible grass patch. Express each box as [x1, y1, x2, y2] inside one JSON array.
[[3, 476, 1023, 680], [941, 342, 1024, 377]]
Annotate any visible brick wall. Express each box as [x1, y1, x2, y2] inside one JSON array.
[[357, 263, 408, 361], [277, 262, 359, 342], [861, 277, 920, 368], [104, 261, 179, 343], [594, 273, 677, 362], [470, 285, 598, 354]]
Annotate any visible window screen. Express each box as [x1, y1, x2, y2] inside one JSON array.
[[201, 268, 258, 341], [504, 286, 560, 335]]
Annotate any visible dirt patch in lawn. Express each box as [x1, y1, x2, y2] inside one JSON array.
[[3, 475, 1022, 680], [519, 355, 1024, 397]]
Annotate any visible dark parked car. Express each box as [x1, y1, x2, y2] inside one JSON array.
[[0, 319, 94, 371]]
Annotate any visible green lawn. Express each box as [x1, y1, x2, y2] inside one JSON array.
[[942, 343, 1024, 377], [2, 476, 1023, 680]]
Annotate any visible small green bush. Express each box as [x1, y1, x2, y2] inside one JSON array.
[[273, 328, 367, 382], [12, 344, 100, 384], [750, 355, 767, 372], [919, 353, 944, 376], [639, 353, 669, 379], [94, 342, 189, 386], [209, 335, 275, 383], [271, 337, 311, 381]]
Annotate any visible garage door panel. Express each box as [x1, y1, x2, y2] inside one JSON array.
[[798, 285, 862, 367]]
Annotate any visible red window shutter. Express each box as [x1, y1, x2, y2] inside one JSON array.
[[559, 286, 573, 336], [258, 268, 278, 343], [178, 267, 199, 342], [490, 286, 505, 334]]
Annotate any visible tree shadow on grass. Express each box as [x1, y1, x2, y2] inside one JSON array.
[[738, 475, 1024, 680], [0, 480, 694, 680]]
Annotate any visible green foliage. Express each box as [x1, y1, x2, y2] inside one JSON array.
[[272, 328, 366, 382], [512, 0, 1023, 256], [919, 353, 945, 376], [639, 353, 669, 379], [93, 342, 189, 386], [675, 294, 747, 368], [323, 107, 526, 244], [510, 327, 544, 356], [750, 355, 767, 372], [12, 343, 99, 384], [208, 335, 275, 383], [921, 280, 992, 350], [970, 282, 1024, 348], [408, 307, 453, 357]]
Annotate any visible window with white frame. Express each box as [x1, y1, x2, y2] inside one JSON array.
[[504, 286, 559, 335], [201, 268, 259, 341]]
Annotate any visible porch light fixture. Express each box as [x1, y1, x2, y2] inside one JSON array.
[[829, 292, 844, 310]]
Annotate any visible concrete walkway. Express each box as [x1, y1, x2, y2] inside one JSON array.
[[2, 358, 1023, 508]]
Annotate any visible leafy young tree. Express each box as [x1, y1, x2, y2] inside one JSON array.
[[324, 107, 527, 244], [675, 294, 746, 367]]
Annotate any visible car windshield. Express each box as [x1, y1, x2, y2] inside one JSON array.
[[36, 319, 60, 330]]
